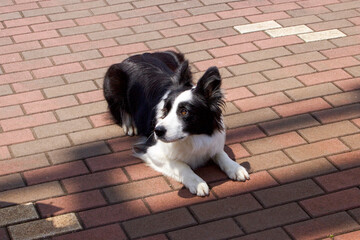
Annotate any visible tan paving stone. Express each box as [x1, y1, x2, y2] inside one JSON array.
[[237, 151, 293, 172], [23, 6, 65, 18], [115, 32, 163, 45], [0, 182, 64, 207], [243, 132, 306, 154], [228, 59, 280, 76], [188, 3, 231, 15], [346, 65, 360, 77], [275, 51, 327, 67], [177, 39, 225, 53], [273, 98, 332, 117], [87, 27, 133, 41], [287, 40, 336, 53], [69, 124, 124, 145], [0, 174, 25, 192], [285, 212, 359, 240], [92, 3, 133, 15], [43, 81, 97, 98], [235, 203, 309, 233], [104, 177, 171, 203], [0, 85, 13, 96], [313, 104, 360, 124], [241, 47, 291, 62], [209, 43, 258, 58], [299, 121, 359, 142], [10, 135, 71, 157], [254, 179, 324, 207], [222, 73, 268, 89], [48, 141, 111, 164], [0, 154, 49, 176], [319, 9, 360, 21], [285, 83, 341, 100], [8, 213, 82, 240], [285, 139, 349, 162], [123, 208, 196, 239], [64, 68, 106, 83], [234, 92, 291, 112], [277, 15, 322, 27], [147, 35, 193, 49], [34, 118, 92, 138], [287, 6, 330, 18], [232, 228, 291, 240], [0, 112, 57, 131], [325, 90, 360, 106], [342, 133, 360, 149], [0, 204, 38, 227], [168, 219, 243, 240], [189, 194, 262, 223], [204, 17, 249, 30], [224, 108, 279, 129], [248, 78, 303, 95], [55, 101, 107, 121], [65, 0, 106, 11], [269, 158, 337, 183], [12, 76, 65, 93], [308, 19, 353, 32], [262, 64, 316, 80], [191, 28, 237, 41], [146, 10, 190, 22], [259, 114, 320, 135]]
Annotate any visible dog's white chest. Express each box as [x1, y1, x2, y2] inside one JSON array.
[[140, 130, 226, 169]]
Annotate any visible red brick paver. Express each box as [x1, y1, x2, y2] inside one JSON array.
[[1, 0, 360, 239]]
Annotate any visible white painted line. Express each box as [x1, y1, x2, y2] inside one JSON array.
[[234, 20, 281, 34], [266, 25, 313, 38], [298, 29, 346, 42]]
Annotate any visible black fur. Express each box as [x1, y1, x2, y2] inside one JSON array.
[[103, 51, 224, 142], [103, 51, 192, 137]]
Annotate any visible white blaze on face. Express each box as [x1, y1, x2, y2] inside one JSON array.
[[156, 89, 193, 142]]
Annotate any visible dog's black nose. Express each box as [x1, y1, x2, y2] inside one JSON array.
[[155, 126, 166, 137]]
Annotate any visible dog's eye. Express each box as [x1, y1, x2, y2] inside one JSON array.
[[161, 108, 168, 118], [180, 109, 188, 116]]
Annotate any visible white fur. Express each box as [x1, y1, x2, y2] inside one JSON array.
[[122, 112, 137, 136], [136, 122, 250, 196], [135, 88, 250, 196], [155, 91, 170, 124], [155, 90, 192, 142]]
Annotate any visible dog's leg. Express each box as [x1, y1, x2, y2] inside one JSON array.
[[213, 150, 250, 181], [170, 161, 209, 196], [148, 159, 209, 196], [122, 112, 137, 136]]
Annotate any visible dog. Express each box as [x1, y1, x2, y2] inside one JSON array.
[[103, 51, 250, 196]]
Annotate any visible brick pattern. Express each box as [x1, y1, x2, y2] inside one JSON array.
[[1, 0, 360, 239]]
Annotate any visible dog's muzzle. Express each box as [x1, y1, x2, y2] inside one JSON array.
[[154, 126, 166, 138]]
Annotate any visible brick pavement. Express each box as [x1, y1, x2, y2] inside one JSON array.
[[0, 0, 360, 239]]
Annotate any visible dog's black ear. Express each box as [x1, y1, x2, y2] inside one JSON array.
[[174, 60, 192, 86], [195, 66, 225, 131], [195, 66, 222, 100]]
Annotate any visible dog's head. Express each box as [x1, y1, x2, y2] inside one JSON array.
[[155, 64, 225, 143]]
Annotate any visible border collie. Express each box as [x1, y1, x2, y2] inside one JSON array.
[[103, 51, 250, 196]]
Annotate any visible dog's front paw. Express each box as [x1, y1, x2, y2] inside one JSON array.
[[188, 181, 209, 197], [228, 165, 250, 182], [122, 124, 137, 136]]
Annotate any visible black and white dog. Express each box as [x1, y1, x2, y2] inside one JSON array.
[[103, 51, 250, 196]]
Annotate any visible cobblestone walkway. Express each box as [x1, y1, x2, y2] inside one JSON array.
[[1, 0, 360, 239]]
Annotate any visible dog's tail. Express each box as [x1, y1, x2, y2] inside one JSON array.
[[103, 63, 129, 125]]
